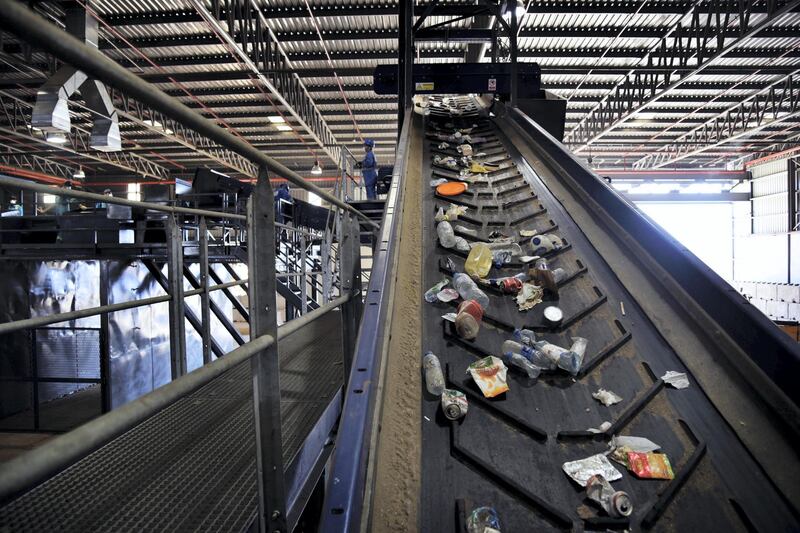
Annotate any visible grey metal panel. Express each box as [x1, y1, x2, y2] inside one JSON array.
[[34, 328, 100, 402], [28, 261, 100, 329], [0, 262, 33, 418], [107, 261, 171, 409]]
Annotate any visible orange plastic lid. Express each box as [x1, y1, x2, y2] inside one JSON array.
[[436, 181, 468, 196]]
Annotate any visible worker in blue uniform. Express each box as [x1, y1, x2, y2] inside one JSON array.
[[361, 138, 378, 200], [274, 182, 292, 224]]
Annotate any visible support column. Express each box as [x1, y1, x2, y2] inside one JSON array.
[[398, 0, 414, 134], [199, 216, 212, 365], [166, 214, 186, 379], [248, 166, 286, 533], [510, 5, 519, 107]]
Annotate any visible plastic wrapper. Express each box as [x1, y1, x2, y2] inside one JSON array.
[[467, 356, 509, 398], [661, 370, 690, 389], [516, 282, 543, 311], [562, 453, 623, 486], [626, 452, 675, 479], [611, 436, 660, 453], [592, 388, 622, 406], [436, 288, 459, 302], [454, 237, 471, 252], [435, 203, 468, 222]]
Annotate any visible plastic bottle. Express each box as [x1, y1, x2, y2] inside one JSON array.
[[502, 340, 553, 370], [466, 506, 501, 533], [454, 236, 471, 252], [423, 351, 445, 396], [503, 351, 542, 379], [465, 243, 493, 278], [557, 336, 588, 376], [454, 224, 479, 238], [512, 328, 537, 346], [533, 258, 559, 299], [535, 340, 569, 369], [424, 278, 449, 303], [437, 221, 456, 248], [452, 273, 490, 309]]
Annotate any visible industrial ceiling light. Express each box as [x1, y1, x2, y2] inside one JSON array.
[[275, 124, 292, 132], [515, 0, 526, 17], [46, 131, 68, 144], [267, 116, 285, 124], [73, 166, 85, 179], [311, 161, 323, 175]]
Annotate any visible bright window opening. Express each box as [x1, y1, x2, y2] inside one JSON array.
[[127, 183, 141, 201], [42, 193, 57, 204], [308, 193, 322, 206]]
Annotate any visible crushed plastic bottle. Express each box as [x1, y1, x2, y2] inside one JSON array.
[[512, 328, 536, 346], [466, 506, 501, 533], [465, 243, 493, 278], [535, 340, 568, 369], [502, 351, 542, 379], [424, 278, 450, 303], [454, 224, 479, 238], [586, 474, 633, 517], [555, 337, 588, 376], [502, 339, 553, 370], [533, 258, 559, 299], [423, 351, 445, 396], [452, 273, 490, 309], [437, 221, 456, 249], [454, 236, 471, 252]]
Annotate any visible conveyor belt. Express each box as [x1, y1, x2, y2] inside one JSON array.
[[0, 310, 343, 532], [419, 99, 799, 531]]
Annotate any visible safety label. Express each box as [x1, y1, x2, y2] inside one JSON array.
[[488, 78, 497, 91], [416, 82, 435, 91]]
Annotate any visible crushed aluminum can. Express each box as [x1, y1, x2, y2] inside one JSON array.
[[441, 389, 468, 420], [586, 474, 633, 518]]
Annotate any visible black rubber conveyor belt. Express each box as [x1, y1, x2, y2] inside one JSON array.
[[418, 98, 799, 531], [0, 310, 343, 532]]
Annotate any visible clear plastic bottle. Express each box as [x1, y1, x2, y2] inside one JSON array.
[[502, 340, 553, 370], [503, 351, 542, 379], [556, 336, 588, 376], [423, 351, 445, 396], [454, 224, 479, 238], [437, 221, 456, 248], [535, 340, 569, 369], [512, 328, 536, 346], [465, 243, 493, 278], [452, 273, 490, 309], [424, 278, 449, 303], [466, 506, 501, 533]]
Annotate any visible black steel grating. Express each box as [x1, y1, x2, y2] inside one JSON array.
[[0, 311, 343, 532]]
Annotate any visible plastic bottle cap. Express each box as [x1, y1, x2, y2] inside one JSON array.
[[543, 306, 563, 326]]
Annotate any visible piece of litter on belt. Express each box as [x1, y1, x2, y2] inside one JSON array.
[[588, 421, 611, 434], [519, 255, 540, 263], [424, 416, 431, 422], [610, 435, 660, 453], [442, 312, 457, 323], [620, 301, 626, 316], [661, 370, 690, 389], [562, 453, 622, 485], [592, 388, 623, 406], [520, 229, 538, 237]]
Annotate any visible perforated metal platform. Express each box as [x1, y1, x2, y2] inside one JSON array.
[[0, 310, 343, 532]]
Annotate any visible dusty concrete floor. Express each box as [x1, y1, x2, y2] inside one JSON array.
[[370, 125, 423, 532]]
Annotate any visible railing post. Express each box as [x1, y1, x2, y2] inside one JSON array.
[[339, 211, 363, 385], [300, 233, 308, 315], [248, 166, 286, 533], [166, 214, 187, 379], [199, 216, 212, 365], [98, 261, 111, 412]]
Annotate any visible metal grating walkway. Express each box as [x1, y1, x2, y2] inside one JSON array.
[[0, 310, 343, 532]]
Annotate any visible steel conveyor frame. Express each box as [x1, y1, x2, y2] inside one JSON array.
[[321, 99, 800, 531]]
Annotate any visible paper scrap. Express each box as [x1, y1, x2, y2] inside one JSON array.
[[592, 388, 623, 406], [661, 370, 690, 389]]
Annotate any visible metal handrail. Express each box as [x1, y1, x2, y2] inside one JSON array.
[[0, 293, 350, 505], [320, 109, 414, 532], [0, 0, 378, 230], [0, 175, 247, 221]]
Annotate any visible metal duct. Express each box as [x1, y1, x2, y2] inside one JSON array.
[[30, 7, 120, 152]]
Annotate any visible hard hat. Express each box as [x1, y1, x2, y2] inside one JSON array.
[[364, 138, 375, 147]]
